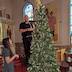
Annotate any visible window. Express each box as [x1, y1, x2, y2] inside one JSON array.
[[0, 23, 2, 41], [70, 0, 72, 43], [70, 0, 72, 35], [23, 3, 33, 21]]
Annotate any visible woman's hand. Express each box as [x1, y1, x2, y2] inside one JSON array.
[[5, 54, 19, 64], [14, 54, 19, 58]]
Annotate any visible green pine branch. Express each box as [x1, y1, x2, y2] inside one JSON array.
[[28, 4, 59, 72]]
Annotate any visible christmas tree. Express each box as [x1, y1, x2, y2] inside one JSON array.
[[28, 3, 59, 72]]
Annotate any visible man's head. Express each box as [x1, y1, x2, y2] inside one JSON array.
[[23, 15, 29, 22]]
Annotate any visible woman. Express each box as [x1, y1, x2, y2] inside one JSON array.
[[2, 38, 19, 72]]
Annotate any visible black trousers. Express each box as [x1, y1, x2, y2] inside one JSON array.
[[23, 37, 32, 63]]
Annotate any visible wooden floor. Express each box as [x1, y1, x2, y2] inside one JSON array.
[[0, 57, 27, 72]]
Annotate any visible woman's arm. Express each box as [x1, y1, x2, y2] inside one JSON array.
[[5, 54, 19, 64]]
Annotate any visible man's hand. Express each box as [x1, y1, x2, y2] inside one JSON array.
[[19, 24, 35, 32], [27, 24, 35, 31], [27, 28, 34, 31], [19, 29, 28, 32]]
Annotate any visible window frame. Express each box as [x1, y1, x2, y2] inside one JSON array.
[[23, 2, 33, 21], [69, 0, 72, 44]]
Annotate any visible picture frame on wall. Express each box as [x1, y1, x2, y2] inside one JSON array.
[[0, 9, 6, 18], [46, 3, 58, 43], [6, 14, 10, 19], [0, 10, 2, 17]]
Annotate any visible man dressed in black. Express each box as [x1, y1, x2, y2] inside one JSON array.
[[19, 15, 35, 65]]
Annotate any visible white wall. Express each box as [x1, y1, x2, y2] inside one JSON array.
[[12, 0, 35, 43], [57, 0, 70, 45], [0, 0, 13, 18], [1, 0, 69, 45], [46, 0, 70, 45], [11, 0, 70, 45]]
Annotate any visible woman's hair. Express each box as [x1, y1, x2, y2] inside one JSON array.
[[2, 37, 10, 48]]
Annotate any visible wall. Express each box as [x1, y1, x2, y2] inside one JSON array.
[[11, 0, 35, 43], [47, 0, 70, 45], [0, 0, 13, 18], [60, 0, 70, 45], [0, 0, 15, 43], [11, 0, 70, 45]]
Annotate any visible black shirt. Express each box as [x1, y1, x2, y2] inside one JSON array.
[[19, 22, 33, 38]]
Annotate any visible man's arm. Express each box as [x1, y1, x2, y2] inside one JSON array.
[[20, 24, 35, 32], [27, 24, 35, 31], [19, 28, 28, 32], [19, 28, 33, 32]]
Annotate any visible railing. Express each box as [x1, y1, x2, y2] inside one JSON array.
[[54, 44, 71, 63], [15, 42, 71, 63]]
